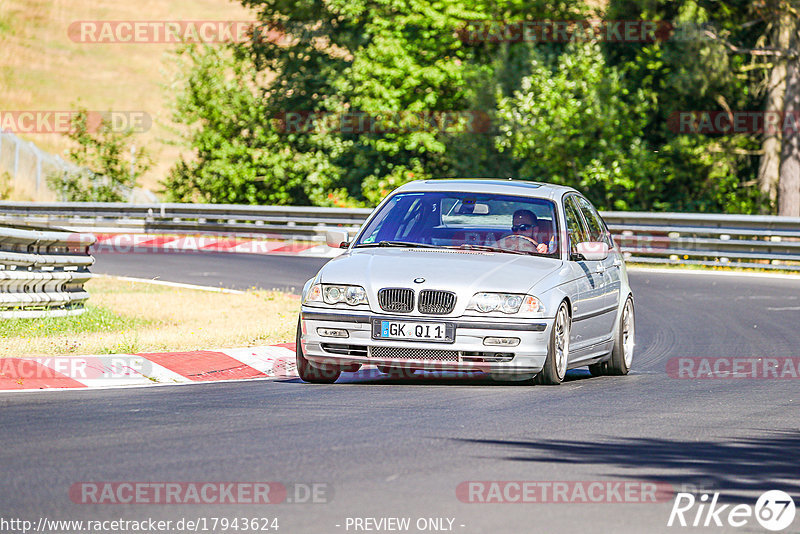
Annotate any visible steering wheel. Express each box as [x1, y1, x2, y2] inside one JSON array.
[[494, 234, 541, 253]]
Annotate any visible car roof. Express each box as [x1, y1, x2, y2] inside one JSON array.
[[394, 179, 578, 200]]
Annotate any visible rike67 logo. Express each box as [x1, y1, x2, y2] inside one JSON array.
[[668, 490, 796, 531]]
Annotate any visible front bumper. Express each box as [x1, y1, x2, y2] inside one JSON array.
[[300, 307, 553, 374]]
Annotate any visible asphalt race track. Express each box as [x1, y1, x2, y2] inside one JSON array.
[[1, 253, 799, 533], [91, 251, 329, 292]]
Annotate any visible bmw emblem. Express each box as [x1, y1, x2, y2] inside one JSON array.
[[413, 277, 425, 284]]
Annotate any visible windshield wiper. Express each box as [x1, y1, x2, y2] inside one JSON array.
[[450, 244, 531, 255], [353, 241, 442, 249]]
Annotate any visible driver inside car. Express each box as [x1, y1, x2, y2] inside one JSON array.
[[494, 209, 555, 254]]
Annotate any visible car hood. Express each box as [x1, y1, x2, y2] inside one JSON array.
[[317, 248, 563, 297]]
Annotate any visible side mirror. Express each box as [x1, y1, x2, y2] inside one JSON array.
[[325, 229, 350, 249], [574, 241, 609, 261]]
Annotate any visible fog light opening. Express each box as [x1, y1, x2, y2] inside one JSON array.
[[317, 327, 349, 338], [483, 337, 520, 347]]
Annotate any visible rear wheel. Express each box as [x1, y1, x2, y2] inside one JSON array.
[[296, 320, 341, 384], [589, 296, 634, 376], [533, 302, 570, 385]]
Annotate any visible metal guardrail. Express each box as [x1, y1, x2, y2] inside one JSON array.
[[0, 223, 96, 318], [0, 201, 374, 239], [0, 202, 799, 271], [602, 211, 800, 271]]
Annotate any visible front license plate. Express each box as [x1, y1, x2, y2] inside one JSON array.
[[372, 319, 455, 343]]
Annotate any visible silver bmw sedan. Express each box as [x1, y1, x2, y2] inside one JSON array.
[[297, 179, 635, 385]]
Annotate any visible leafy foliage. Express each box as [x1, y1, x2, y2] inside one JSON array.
[[496, 42, 658, 210], [163, 44, 342, 205], [165, 0, 776, 212], [48, 108, 151, 202]]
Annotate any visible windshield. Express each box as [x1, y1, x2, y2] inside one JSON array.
[[354, 191, 560, 257]]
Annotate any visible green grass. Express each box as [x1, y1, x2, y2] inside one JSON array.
[[2, 276, 298, 357], [98, 333, 143, 355], [0, 304, 145, 339]]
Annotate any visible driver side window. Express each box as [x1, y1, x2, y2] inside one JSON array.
[[576, 197, 611, 247], [564, 197, 589, 254]]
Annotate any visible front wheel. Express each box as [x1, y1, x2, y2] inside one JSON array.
[[296, 320, 341, 384], [533, 302, 570, 385], [589, 296, 634, 376]]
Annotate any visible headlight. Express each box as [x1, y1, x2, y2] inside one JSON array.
[[467, 293, 544, 314], [474, 293, 502, 312], [344, 286, 367, 305], [304, 284, 368, 306], [323, 286, 343, 302]]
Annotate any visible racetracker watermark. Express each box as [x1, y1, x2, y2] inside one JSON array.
[[0, 357, 156, 381], [456, 480, 674, 503], [67, 21, 286, 44], [0, 111, 151, 134], [666, 357, 800, 379], [273, 111, 492, 134], [668, 490, 796, 531], [458, 20, 678, 43], [0, 517, 280, 534], [69, 482, 331, 504], [68, 19, 722, 45], [84, 234, 318, 255], [668, 111, 800, 135]]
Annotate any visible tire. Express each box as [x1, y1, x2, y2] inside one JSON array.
[[296, 320, 341, 384], [589, 296, 634, 376], [533, 302, 570, 385]]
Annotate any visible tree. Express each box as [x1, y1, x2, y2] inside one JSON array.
[[757, 7, 793, 208], [48, 108, 151, 202], [166, 0, 773, 213], [603, 0, 767, 213], [163, 44, 339, 205], [778, 33, 800, 216], [169, 0, 591, 205], [652, 0, 800, 214], [495, 42, 660, 210]]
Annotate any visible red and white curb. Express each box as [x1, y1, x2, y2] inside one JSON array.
[[91, 234, 342, 257], [0, 344, 300, 392]]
